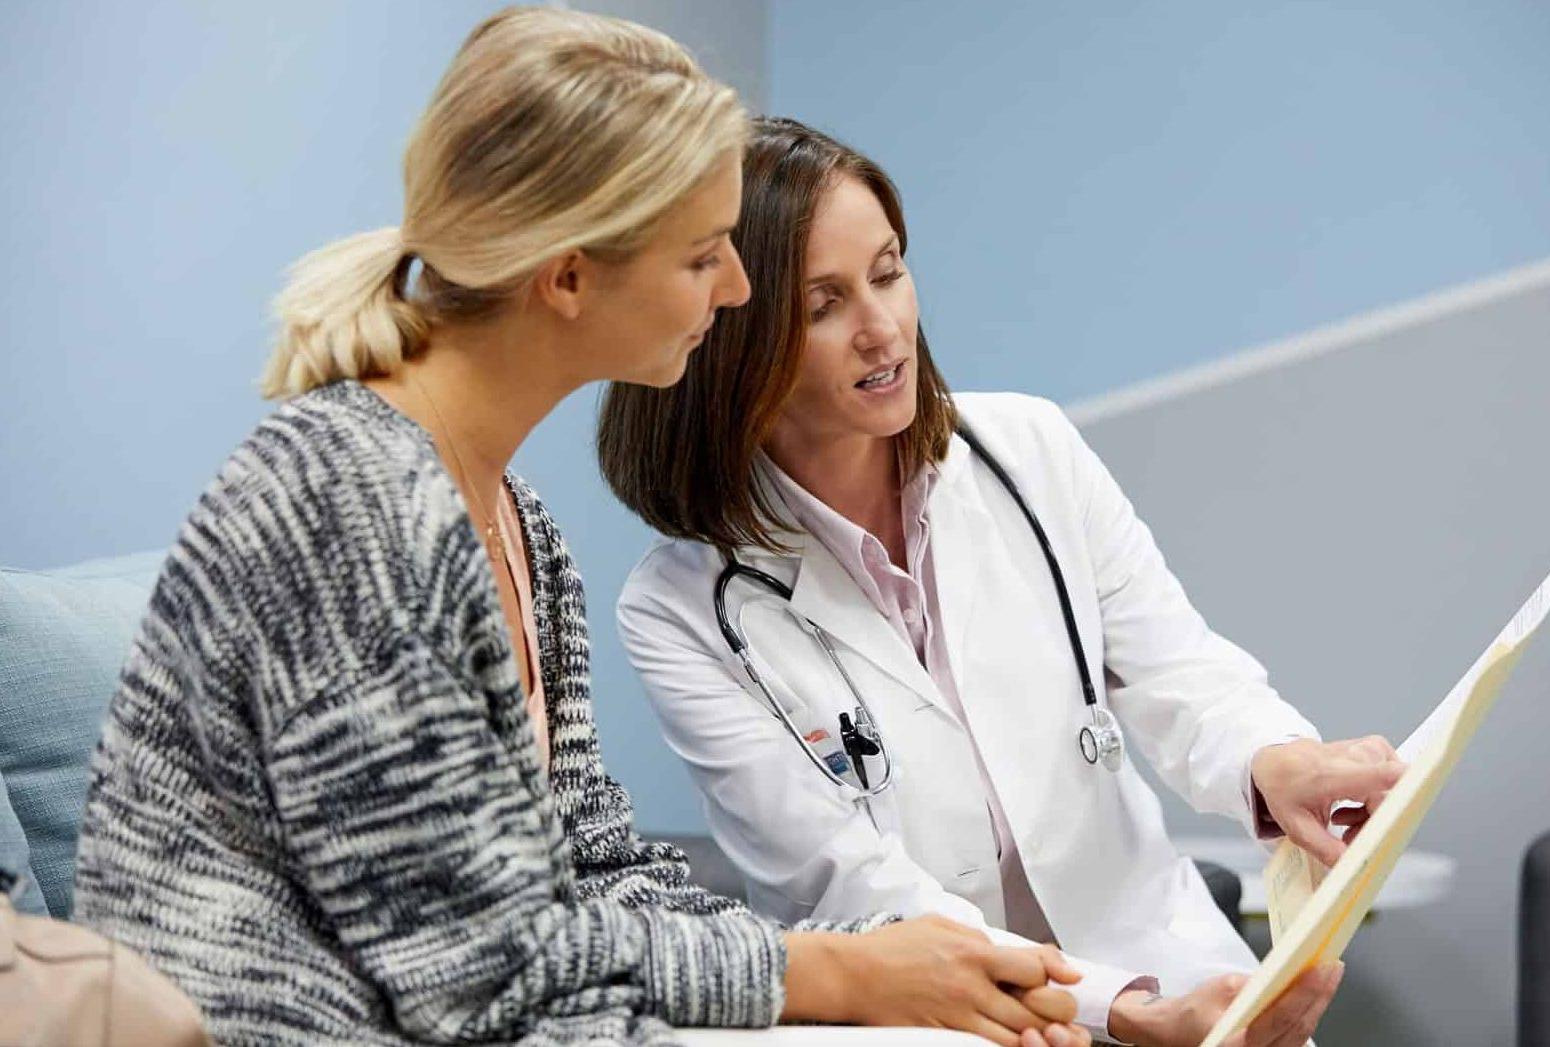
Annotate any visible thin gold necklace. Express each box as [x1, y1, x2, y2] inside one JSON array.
[[407, 371, 540, 694], [408, 371, 506, 554]]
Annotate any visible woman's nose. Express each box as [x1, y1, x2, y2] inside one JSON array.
[[721, 245, 752, 309], [850, 292, 896, 352]]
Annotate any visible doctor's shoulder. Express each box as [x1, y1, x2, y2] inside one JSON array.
[[949, 390, 1089, 477], [616, 534, 724, 633]]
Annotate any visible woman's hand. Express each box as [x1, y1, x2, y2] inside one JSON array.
[[1108, 963, 1343, 1047], [783, 915, 1087, 1046], [1252, 737, 1406, 866]]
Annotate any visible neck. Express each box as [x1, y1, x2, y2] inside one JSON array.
[[367, 307, 584, 513], [765, 427, 900, 540]]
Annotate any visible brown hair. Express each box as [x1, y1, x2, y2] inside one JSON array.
[[597, 116, 957, 552]]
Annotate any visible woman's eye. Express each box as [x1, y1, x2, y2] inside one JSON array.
[[873, 269, 905, 285], [810, 299, 836, 322], [691, 254, 721, 272]]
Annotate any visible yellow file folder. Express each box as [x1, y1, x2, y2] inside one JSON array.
[[1199, 571, 1550, 1047]]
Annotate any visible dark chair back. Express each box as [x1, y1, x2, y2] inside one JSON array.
[[1522, 830, 1550, 1047]]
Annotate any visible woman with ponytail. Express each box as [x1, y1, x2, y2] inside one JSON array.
[[71, 9, 1087, 1047]]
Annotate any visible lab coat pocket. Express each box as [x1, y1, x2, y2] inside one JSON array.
[[737, 596, 837, 725]]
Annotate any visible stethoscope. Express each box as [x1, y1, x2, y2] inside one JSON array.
[[713, 420, 1127, 800]]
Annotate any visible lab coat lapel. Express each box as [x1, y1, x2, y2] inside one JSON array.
[[929, 437, 992, 697], [743, 535, 943, 712]]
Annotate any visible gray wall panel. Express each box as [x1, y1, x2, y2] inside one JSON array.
[[1073, 266, 1550, 1044]]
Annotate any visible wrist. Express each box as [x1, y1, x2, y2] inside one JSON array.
[[781, 932, 856, 1025], [1108, 988, 1167, 1046]]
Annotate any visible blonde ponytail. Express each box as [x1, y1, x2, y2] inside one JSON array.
[[259, 7, 746, 400], [261, 227, 427, 399]]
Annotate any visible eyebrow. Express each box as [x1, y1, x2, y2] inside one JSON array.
[[805, 234, 901, 288], [692, 225, 736, 247]]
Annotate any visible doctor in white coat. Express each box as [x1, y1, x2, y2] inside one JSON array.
[[601, 118, 1390, 1047]]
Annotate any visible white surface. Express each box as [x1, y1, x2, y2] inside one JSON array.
[[1178, 835, 1457, 915]]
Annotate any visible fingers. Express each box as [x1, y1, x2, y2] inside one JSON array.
[[1020, 1029, 1050, 1047], [1327, 754, 1406, 803], [1340, 734, 1399, 764], [973, 979, 1053, 1037], [1282, 809, 1346, 868], [1246, 963, 1343, 1047], [985, 945, 1051, 989], [1041, 946, 1083, 986], [1042, 1023, 1091, 1047], [1018, 984, 1079, 1025], [1261, 964, 1341, 1047], [964, 1014, 1022, 1047]]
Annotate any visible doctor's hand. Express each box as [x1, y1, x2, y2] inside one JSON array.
[[1108, 963, 1343, 1047], [782, 916, 1087, 1046], [1250, 736, 1406, 868]]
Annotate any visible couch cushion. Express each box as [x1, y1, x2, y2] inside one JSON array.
[[1, 777, 47, 914], [0, 551, 164, 918]]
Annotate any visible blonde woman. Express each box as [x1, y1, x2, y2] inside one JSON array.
[[71, 11, 1086, 1047]]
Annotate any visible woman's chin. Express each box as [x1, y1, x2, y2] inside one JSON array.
[[852, 384, 918, 437], [846, 401, 918, 440], [625, 343, 696, 389]]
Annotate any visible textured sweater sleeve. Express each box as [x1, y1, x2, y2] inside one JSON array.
[[265, 609, 790, 1039]]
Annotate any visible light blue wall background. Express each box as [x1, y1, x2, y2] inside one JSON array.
[[768, 1, 1550, 403], [4, 2, 1549, 836]]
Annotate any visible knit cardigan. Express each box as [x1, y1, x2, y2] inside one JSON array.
[[73, 380, 883, 1046]]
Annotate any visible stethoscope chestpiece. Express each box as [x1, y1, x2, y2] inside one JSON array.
[[1078, 706, 1125, 772]]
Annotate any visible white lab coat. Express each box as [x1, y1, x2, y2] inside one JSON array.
[[617, 392, 1319, 1006]]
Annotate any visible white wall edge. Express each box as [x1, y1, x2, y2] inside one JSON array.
[[1065, 256, 1550, 427]]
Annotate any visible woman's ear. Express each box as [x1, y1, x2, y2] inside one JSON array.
[[529, 249, 588, 321]]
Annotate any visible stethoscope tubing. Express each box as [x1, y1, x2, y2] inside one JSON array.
[[714, 420, 1126, 793]]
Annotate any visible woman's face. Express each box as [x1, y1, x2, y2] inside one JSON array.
[[579, 151, 751, 388], [773, 174, 919, 451]]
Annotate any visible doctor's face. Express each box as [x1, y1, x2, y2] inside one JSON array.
[[774, 175, 920, 448]]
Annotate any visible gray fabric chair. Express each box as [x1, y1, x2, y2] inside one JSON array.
[[1522, 830, 1550, 1047], [659, 833, 1245, 936]]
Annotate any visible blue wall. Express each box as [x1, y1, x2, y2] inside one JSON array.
[[2, 2, 493, 568], [768, 1, 1550, 403]]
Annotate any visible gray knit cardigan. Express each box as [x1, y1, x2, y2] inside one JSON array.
[[73, 380, 882, 1046]]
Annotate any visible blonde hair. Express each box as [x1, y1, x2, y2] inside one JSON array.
[[261, 6, 746, 399]]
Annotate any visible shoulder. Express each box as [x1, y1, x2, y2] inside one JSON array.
[[952, 391, 1078, 446], [168, 382, 480, 636], [949, 391, 1088, 478], [619, 535, 722, 615]]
